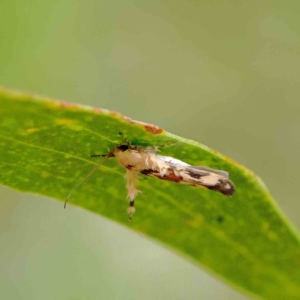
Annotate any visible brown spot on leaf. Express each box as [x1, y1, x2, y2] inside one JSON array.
[[144, 124, 163, 134], [93, 107, 107, 114], [57, 101, 78, 109], [123, 116, 163, 134]]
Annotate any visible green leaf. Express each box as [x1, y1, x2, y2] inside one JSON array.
[[1, 87, 299, 299]]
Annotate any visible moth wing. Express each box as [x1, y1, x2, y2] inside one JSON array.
[[192, 166, 229, 178], [142, 146, 160, 154], [188, 166, 234, 196]]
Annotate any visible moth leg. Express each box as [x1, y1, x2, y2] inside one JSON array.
[[142, 141, 176, 154], [91, 149, 115, 159], [125, 169, 141, 221], [90, 154, 106, 158], [157, 141, 177, 148], [127, 200, 135, 221]]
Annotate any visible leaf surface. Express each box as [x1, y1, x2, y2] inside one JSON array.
[[0, 87, 299, 299]]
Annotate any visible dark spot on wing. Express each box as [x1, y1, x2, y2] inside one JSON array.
[[205, 180, 235, 196], [140, 169, 154, 175], [141, 169, 183, 182], [187, 169, 207, 179], [187, 166, 222, 180]]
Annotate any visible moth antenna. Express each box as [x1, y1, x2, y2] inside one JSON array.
[[157, 141, 177, 148], [64, 154, 112, 208], [143, 141, 176, 153], [119, 132, 131, 146]]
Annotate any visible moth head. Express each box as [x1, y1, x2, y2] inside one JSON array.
[[117, 144, 129, 152]]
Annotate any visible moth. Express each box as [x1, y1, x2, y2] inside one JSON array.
[[65, 134, 235, 220]]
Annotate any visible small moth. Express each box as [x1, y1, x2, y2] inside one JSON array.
[[65, 134, 235, 220]]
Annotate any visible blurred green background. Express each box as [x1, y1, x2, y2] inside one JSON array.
[[1, 1, 300, 299]]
